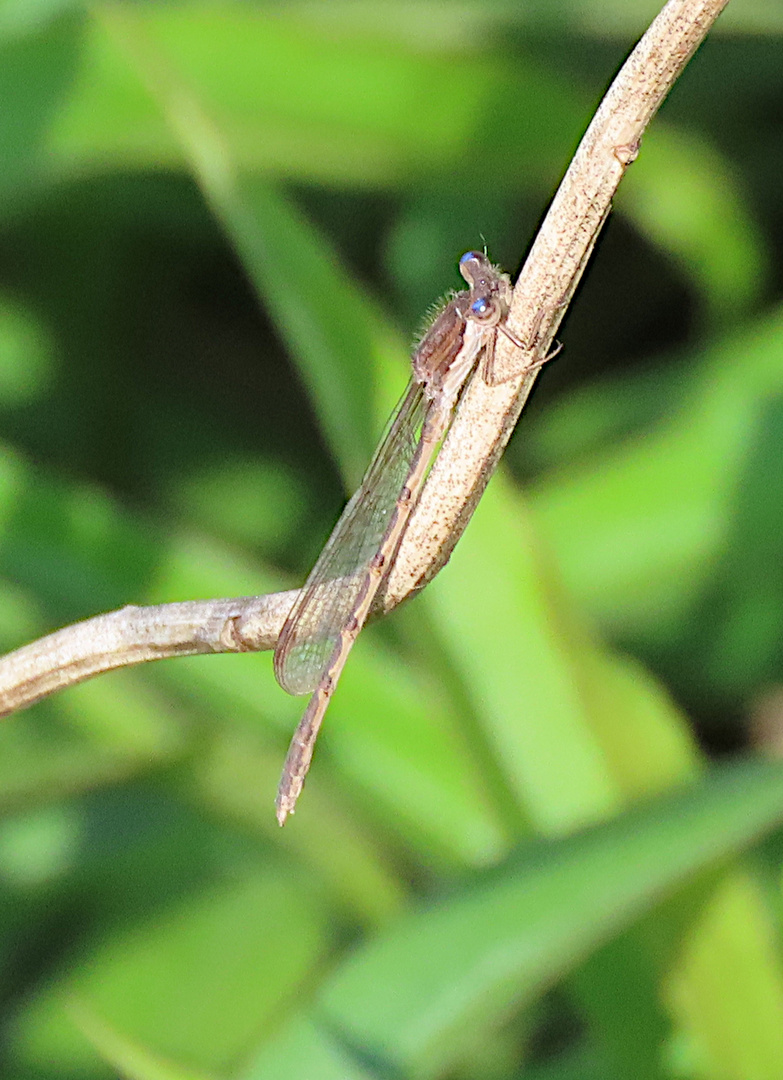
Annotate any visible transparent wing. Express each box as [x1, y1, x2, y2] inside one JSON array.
[[274, 381, 430, 696]]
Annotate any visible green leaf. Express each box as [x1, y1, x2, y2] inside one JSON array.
[[530, 306, 783, 645], [70, 1000, 214, 1080], [11, 868, 333, 1075], [245, 762, 783, 1079], [619, 127, 767, 327]]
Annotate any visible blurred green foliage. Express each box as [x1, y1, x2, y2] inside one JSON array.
[[1, 2, 783, 1078]]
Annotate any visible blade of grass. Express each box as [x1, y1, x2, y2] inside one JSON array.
[[244, 761, 783, 1079]]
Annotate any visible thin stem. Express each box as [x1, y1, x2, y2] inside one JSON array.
[[0, 0, 730, 718]]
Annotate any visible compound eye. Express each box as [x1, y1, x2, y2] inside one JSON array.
[[459, 250, 492, 287], [471, 296, 493, 319]]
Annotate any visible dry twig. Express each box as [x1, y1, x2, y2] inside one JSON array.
[[0, 0, 730, 718]]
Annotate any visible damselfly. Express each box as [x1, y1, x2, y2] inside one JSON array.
[[274, 251, 534, 824]]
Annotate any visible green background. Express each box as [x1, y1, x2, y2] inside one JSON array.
[[2, 1, 783, 1078]]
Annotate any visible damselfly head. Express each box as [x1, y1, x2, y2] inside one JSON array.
[[459, 251, 510, 327]]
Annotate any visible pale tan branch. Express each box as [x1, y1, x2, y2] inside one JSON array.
[[0, 593, 298, 717], [0, 0, 729, 717], [382, 0, 730, 604]]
